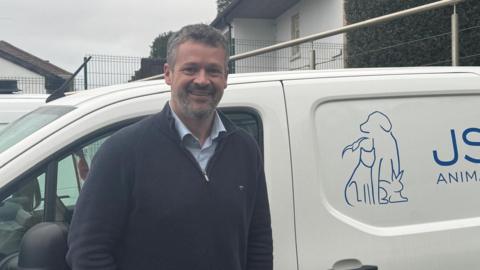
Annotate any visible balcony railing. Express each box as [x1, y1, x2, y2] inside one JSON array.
[[230, 39, 344, 73]]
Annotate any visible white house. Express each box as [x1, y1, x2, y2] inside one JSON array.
[[211, 0, 345, 73], [0, 41, 71, 94]]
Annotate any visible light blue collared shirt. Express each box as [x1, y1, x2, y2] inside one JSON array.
[[170, 105, 226, 174]]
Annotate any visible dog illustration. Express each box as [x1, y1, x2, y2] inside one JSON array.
[[343, 111, 408, 206]]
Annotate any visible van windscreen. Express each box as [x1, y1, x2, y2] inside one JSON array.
[[0, 106, 74, 154]]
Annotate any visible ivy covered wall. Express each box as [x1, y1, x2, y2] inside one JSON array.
[[344, 0, 480, 67]]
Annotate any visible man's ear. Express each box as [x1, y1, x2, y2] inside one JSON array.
[[223, 68, 229, 87], [164, 63, 172, 85]]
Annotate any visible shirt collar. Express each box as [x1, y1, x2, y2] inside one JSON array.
[[169, 102, 226, 143]]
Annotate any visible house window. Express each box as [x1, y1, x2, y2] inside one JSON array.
[[291, 13, 300, 57]]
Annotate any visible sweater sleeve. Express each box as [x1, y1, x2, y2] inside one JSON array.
[[246, 151, 273, 270], [66, 134, 133, 270]]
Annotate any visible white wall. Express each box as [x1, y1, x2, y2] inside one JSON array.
[[0, 57, 42, 77], [232, 18, 277, 73], [229, 0, 345, 72], [232, 18, 276, 42], [275, 0, 343, 43], [301, 0, 343, 43], [0, 57, 47, 93], [275, 0, 344, 70]]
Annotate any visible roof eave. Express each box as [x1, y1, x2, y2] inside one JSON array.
[[211, 0, 242, 29], [0, 52, 70, 80], [211, 0, 301, 29]]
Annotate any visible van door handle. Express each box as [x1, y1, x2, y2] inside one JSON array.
[[330, 258, 378, 270], [353, 267, 377, 270]]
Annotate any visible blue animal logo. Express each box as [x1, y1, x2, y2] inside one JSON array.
[[342, 111, 408, 206]]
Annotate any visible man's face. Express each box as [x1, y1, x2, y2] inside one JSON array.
[[164, 41, 228, 121]]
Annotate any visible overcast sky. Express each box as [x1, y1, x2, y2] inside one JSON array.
[[1, 0, 218, 72]]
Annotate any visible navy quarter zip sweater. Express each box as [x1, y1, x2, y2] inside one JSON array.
[[67, 103, 273, 270]]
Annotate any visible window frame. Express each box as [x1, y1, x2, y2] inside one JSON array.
[[220, 106, 264, 154], [0, 116, 146, 262], [0, 116, 146, 210]]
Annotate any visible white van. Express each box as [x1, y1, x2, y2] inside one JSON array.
[[1, 67, 480, 270], [0, 94, 47, 131]]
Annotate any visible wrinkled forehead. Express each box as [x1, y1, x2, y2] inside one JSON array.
[[177, 40, 226, 54]]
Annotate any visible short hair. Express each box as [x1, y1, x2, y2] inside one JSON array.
[[166, 24, 229, 70]]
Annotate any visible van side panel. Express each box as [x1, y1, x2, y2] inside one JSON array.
[[283, 73, 480, 270], [222, 82, 298, 270]]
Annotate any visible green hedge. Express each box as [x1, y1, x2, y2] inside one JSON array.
[[344, 0, 480, 67]]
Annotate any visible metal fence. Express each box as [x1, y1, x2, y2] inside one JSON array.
[[0, 76, 45, 94], [230, 23, 480, 73], [0, 54, 142, 94], [0, 76, 86, 94], [81, 54, 142, 89], [231, 39, 344, 73], [343, 24, 480, 67], [424, 24, 480, 66], [4, 26, 479, 94]]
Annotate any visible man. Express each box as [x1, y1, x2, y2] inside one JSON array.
[[67, 24, 273, 270]]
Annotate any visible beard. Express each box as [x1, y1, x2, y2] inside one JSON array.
[[176, 83, 222, 120]]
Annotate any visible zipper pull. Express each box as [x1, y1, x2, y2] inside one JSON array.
[[203, 172, 210, 182]]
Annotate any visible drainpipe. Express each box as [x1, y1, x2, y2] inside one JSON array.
[[451, 4, 460, 66], [227, 22, 234, 73]]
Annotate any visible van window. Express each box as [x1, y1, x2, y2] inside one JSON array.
[[0, 106, 75, 154], [56, 136, 109, 208], [222, 108, 263, 150], [0, 132, 112, 260], [0, 171, 45, 261]]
